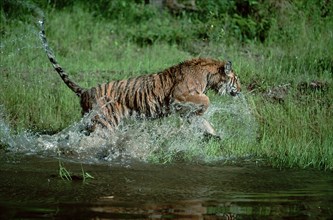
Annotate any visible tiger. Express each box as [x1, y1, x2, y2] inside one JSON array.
[[38, 18, 241, 137]]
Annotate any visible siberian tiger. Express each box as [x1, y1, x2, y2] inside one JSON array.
[[38, 18, 241, 137]]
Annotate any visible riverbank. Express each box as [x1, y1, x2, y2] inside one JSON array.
[[1, 1, 332, 170]]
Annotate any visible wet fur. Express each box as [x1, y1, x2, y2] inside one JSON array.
[[39, 19, 241, 135]]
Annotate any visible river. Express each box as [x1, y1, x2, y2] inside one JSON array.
[[1, 154, 332, 219]]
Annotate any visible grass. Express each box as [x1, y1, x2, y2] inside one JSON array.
[[58, 160, 72, 181], [254, 93, 333, 169], [58, 160, 94, 182], [1, 1, 332, 170]]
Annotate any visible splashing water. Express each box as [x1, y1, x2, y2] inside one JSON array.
[[1, 2, 257, 164], [0, 95, 257, 164]]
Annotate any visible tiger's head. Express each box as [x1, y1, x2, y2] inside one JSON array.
[[208, 61, 241, 97]]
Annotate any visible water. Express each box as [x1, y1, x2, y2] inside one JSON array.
[[1, 95, 256, 162], [1, 3, 332, 218], [1, 99, 333, 219], [0, 155, 332, 219]]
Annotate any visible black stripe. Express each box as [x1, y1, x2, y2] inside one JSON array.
[[124, 79, 133, 108], [130, 77, 140, 98], [113, 80, 120, 92], [140, 86, 147, 115], [106, 103, 116, 126], [156, 76, 165, 114], [114, 112, 120, 126], [133, 89, 139, 111], [55, 67, 64, 74], [140, 78, 147, 114], [159, 73, 164, 89], [104, 84, 108, 97], [106, 81, 116, 100], [49, 57, 56, 64], [144, 91, 152, 117], [152, 75, 156, 89], [131, 77, 141, 109], [146, 78, 154, 117], [123, 78, 133, 107], [124, 78, 132, 91], [135, 80, 143, 112], [150, 76, 160, 115], [152, 91, 162, 115], [105, 104, 113, 121], [118, 103, 125, 118]]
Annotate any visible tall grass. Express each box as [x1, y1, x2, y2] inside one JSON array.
[[253, 93, 333, 170], [0, 5, 190, 132], [1, 0, 332, 169]]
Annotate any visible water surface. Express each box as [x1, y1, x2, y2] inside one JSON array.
[[0, 83, 331, 219], [1, 154, 332, 219]]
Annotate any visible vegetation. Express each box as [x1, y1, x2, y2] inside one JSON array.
[[59, 160, 94, 182], [0, 0, 332, 170], [58, 160, 72, 181]]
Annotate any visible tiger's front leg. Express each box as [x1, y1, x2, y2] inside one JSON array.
[[172, 94, 218, 137], [172, 94, 209, 116], [189, 116, 218, 137]]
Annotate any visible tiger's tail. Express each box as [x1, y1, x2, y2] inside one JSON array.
[[38, 18, 83, 97]]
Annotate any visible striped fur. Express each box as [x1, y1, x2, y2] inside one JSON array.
[[39, 18, 241, 134]]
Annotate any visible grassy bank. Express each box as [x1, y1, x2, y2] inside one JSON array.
[[1, 0, 332, 170]]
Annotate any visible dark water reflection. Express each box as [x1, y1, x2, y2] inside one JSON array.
[[0, 155, 332, 219]]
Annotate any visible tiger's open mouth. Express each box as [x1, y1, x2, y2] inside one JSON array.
[[218, 84, 240, 97]]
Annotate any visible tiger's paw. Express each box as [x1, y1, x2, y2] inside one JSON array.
[[203, 132, 222, 141]]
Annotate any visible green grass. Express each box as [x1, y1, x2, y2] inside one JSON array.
[[58, 160, 94, 182], [1, 1, 332, 170], [253, 93, 333, 169]]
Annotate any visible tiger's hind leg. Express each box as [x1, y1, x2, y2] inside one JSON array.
[[85, 97, 123, 134]]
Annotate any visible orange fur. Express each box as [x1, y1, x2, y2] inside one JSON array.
[[39, 19, 241, 135]]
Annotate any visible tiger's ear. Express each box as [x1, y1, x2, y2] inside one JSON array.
[[224, 61, 232, 76]]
